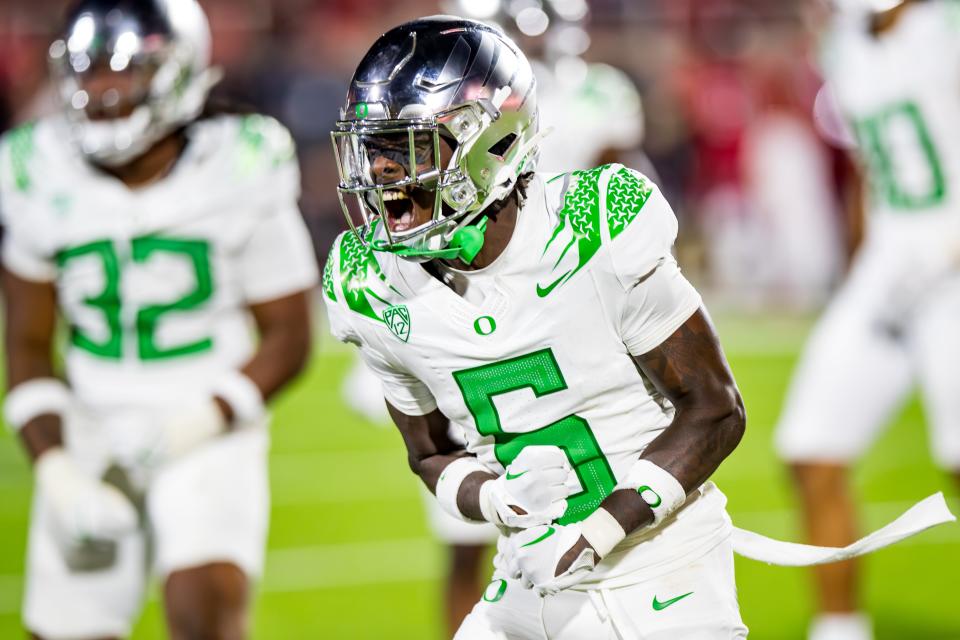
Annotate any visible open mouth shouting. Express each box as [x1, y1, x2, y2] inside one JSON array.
[[381, 187, 435, 234]]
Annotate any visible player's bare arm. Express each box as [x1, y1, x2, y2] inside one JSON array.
[[2, 268, 63, 462], [387, 402, 572, 527], [385, 404, 497, 523], [216, 291, 313, 423], [386, 404, 495, 523], [2, 267, 140, 552], [553, 308, 746, 576], [631, 308, 746, 499]]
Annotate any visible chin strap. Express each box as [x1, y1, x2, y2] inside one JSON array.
[[449, 216, 488, 264], [370, 217, 489, 264]]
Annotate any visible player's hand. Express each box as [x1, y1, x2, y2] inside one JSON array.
[[484, 445, 575, 529], [143, 398, 228, 467], [35, 448, 139, 543], [510, 522, 599, 596]]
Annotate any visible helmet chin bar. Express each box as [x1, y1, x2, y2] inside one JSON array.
[[336, 173, 501, 265], [71, 105, 160, 166], [332, 100, 517, 262]]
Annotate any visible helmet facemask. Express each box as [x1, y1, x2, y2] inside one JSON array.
[[333, 95, 539, 264]]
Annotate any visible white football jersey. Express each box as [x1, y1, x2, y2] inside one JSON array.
[[325, 164, 731, 585], [824, 1, 960, 228], [0, 114, 319, 411]]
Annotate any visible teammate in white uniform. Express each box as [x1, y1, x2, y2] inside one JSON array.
[[326, 17, 749, 638], [775, 1, 960, 638], [0, 1, 317, 638]]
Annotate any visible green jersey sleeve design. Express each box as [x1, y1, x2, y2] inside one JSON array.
[[7, 122, 36, 193], [538, 166, 604, 297], [606, 167, 653, 239], [539, 164, 656, 297], [322, 251, 337, 302], [235, 114, 296, 177], [337, 231, 403, 323]]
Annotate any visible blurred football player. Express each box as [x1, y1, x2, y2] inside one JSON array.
[[325, 16, 751, 637], [775, 1, 960, 638], [0, 0, 317, 638], [336, 2, 650, 634]]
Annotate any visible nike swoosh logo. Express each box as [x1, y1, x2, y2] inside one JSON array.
[[535, 272, 571, 298], [652, 591, 694, 611], [505, 470, 528, 480], [521, 527, 556, 548]]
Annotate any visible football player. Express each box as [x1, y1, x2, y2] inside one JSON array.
[[325, 16, 751, 637], [336, 2, 654, 634], [337, 4, 652, 633], [0, 0, 318, 638], [775, 1, 960, 639]]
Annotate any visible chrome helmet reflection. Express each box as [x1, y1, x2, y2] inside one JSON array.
[[332, 16, 541, 263], [48, 0, 219, 166]]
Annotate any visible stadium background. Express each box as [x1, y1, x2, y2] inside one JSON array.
[[0, 0, 957, 637]]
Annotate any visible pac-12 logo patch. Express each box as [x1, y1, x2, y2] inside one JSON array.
[[384, 305, 411, 342]]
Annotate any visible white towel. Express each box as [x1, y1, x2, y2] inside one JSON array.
[[731, 492, 956, 566]]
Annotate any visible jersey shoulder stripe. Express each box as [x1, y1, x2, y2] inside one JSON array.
[[538, 163, 656, 297]]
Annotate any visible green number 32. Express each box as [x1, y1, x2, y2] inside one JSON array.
[[56, 236, 214, 361], [453, 349, 616, 525]]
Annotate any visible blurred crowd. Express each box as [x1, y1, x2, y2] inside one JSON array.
[[0, 0, 855, 310]]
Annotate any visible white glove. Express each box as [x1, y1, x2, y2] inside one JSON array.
[[142, 399, 227, 468], [481, 445, 576, 529], [492, 531, 521, 579], [36, 448, 138, 544], [510, 522, 599, 596]]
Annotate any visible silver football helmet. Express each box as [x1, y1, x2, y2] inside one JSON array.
[[332, 16, 541, 263], [48, 0, 219, 166]]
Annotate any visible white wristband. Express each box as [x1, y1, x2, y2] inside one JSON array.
[[580, 507, 627, 559], [211, 371, 265, 424], [3, 379, 71, 432], [435, 457, 489, 522], [617, 459, 687, 527]]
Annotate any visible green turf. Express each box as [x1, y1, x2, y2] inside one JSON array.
[[0, 312, 955, 639]]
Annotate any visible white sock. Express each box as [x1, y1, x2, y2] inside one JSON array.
[[809, 612, 873, 640]]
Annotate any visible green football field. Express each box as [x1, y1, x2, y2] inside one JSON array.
[[0, 311, 956, 639]]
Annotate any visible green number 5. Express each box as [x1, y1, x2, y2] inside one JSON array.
[[56, 236, 214, 361], [453, 349, 616, 525]]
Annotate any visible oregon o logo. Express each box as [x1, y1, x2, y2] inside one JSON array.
[[474, 316, 496, 336], [637, 485, 662, 508], [355, 102, 369, 118], [482, 578, 507, 603]]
